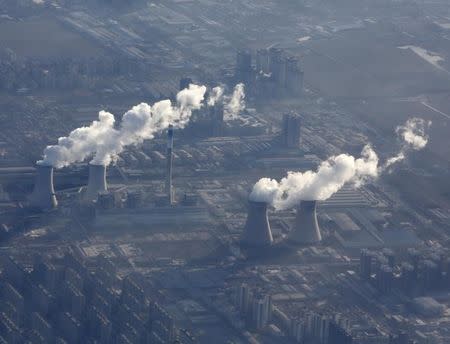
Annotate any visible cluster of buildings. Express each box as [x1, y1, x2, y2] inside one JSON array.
[[360, 247, 450, 297], [235, 284, 273, 330], [235, 48, 304, 100], [0, 251, 177, 343], [287, 313, 353, 344], [0, 48, 148, 92], [233, 283, 353, 344]]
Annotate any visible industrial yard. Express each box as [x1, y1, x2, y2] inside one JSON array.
[[0, 0, 450, 343]]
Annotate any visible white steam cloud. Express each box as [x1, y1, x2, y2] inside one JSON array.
[[38, 84, 207, 168], [250, 145, 379, 209], [224, 83, 246, 120], [37, 111, 116, 168], [250, 118, 430, 210], [397, 117, 430, 150], [207, 86, 225, 107], [385, 117, 431, 168], [207, 83, 246, 120]]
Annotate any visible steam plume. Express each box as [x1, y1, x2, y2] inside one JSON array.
[[250, 145, 379, 210], [385, 117, 431, 168], [92, 84, 206, 165], [224, 83, 246, 120], [250, 118, 430, 210], [207, 86, 225, 107], [38, 84, 206, 168], [397, 117, 430, 150], [38, 111, 116, 168]]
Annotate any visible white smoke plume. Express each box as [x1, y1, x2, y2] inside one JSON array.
[[397, 117, 430, 150], [92, 83, 206, 165], [207, 84, 246, 120], [38, 84, 207, 168], [250, 118, 430, 210], [207, 86, 225, 107], [385, 117, 431, 168], [37, 111, 116, 168], [224, 83, 245, 120], [250, 145, 379, 210]]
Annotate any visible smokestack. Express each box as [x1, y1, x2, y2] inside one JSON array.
[[85, 164, 107, 201], [241, 200, 273, 247], [29, 164, 58, 210], [289, 200, 321, 244], [165, 125, 174, 205]]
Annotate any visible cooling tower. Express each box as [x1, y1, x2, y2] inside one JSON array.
[[85, 164, 107, 201], [29, 164, 58, 210], [289, 200, 321, 244], [241, 200, 273, 247]]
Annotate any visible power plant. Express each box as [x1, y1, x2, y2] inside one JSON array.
[[29, 164, 58, 210], [84, 164, 107, 202], [165, 124, 174, 205], [289, 200, 322, 244], [241, 199, 273, 247]]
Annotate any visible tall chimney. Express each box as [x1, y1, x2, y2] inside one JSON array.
[[241, 200, 273, 247], [29, 164, 58, 210], [165, 125, 174, 205], [85, 164, 107, 201], [289, 200, 321, 244]]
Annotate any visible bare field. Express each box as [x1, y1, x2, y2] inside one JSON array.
[[299, 27, 450, 98], [0, 16, 106, 58]]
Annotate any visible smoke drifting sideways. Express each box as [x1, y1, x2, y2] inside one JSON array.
[[250, 118, 430, 210], [250, 145, 379, 210], [38, 84, 207, 168], [207, 83, 246, 120], [385, 117, 431, 168], [37, 111, 116, 169]]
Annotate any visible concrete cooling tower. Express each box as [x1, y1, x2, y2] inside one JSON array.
[[289, 200, 321, 244], [241, 200, 273, 247], [85, 164, 107, 201], [29, 164, 58, 210]]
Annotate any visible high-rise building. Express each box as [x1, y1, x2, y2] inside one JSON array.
[[282, 113, 302, 148], [382, 248, 396, 268], [251, 295, 272, 329], [0, 313, 22, 344], [236, 283, 252, 314], [291, 319, 306, 343], [269, 48, 283, 74], [256, 49, 270, 74], [285, 56, 303, 95], [31, 312, 54, 343], [210, 103, 224, 136], [389, 332, 414, 344], [2, 284, 24, 321], [57, 312, 81, 344], [360, 249, 373, 280], [328, 321, 353, 344], [149, 302, 176, 343], [376, 265, 393, 293], [2, 256, 27, 290], [422, 259, 440, 290], [236, 50, 253, 83], [306, 313, 329, 344]]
